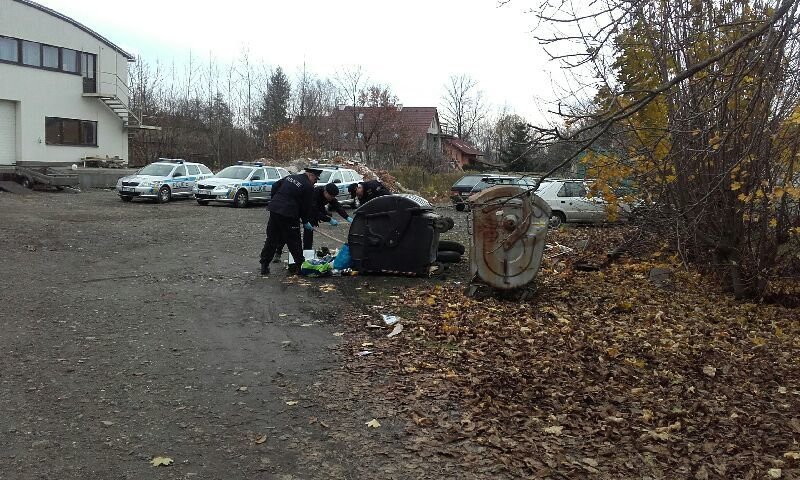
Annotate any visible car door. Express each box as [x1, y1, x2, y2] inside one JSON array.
[[247, 168, 263, 200], [198, 164, 214, 179], [264, 167, 282, 199], [171, 165, 189, 195], [554, 181, 585, 221], [567, 182, 605, 221], [339, 170, 356, 202], [186, 164, 201, 190]]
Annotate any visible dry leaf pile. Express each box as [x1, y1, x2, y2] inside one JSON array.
[[344, 227, 800, 478]]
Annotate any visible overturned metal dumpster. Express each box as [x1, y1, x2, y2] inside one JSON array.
[[466, 185, 551, 296], [348, 194, 454, 276]]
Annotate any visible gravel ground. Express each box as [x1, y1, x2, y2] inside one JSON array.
[[0, 189, 473, 479]]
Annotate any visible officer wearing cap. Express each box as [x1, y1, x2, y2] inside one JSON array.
[[348, 179, 391, 207], [304, 182, 353, 249], [259, 167, 319, 275]]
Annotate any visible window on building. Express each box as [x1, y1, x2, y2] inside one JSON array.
[[45, 117, 98, 146], [80, 121, 96, 146], [82, 52, 95, 78], [22, 41, 40, 66], [0, 37, 18, 62], [42, 45, 59, 69], [61, 48, 78, 73]]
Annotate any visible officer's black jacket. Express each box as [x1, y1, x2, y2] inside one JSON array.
[[268, 173, 314, 222], [311, 185, 348, 224]]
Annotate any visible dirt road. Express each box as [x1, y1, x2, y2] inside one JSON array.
[[0, 190, 445, 479]]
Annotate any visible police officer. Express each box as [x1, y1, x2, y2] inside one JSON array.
[[348, 179, 391, 207], [259, 167, 319, 275], [304, 183, 353, 249]]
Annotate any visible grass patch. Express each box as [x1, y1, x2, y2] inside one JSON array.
[[390, 167, 464, 200]]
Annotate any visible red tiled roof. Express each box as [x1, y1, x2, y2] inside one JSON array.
[[446, 138, 481, 156], [395, 107, 439, 137], [324, 106, 439, 140]]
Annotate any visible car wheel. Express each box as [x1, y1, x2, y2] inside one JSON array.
[[197, 199, 209, 205], [437, 250, 462, 263], [549, 211, 566, 228], [233, 189, 248, 208], [438, 240, 466, 255], [120, 196, 133, 202], [455, 203, 465, 212], [157, 186, 171, 203]]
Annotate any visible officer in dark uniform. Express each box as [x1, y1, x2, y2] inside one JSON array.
[[304, 183, 353, 249], [347, 179, 391, 207], [259, 168, 319, 275]]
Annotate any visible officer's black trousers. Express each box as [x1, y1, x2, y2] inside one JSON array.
[[260, 213, 303, 268], [302, 228, 314, 250]]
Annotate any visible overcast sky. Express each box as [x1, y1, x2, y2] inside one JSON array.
[[40, 0, 571, 124]]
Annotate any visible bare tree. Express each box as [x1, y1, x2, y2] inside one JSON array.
[[509, 0, 800, 296], [440, 74, 487, 141]]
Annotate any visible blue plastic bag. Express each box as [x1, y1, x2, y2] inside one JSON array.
[[333, 244, 351, 270]]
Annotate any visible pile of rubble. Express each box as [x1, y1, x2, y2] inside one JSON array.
[[281, 156, 417, 195]]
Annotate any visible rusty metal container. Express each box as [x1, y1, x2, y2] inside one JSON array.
[[467, 185, 551, 290]]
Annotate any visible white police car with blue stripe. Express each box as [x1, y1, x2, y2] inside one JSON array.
[[117, 159, 213, 203], [193, 162, 289, 208]]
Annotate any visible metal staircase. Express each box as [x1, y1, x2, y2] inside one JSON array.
[[84, 72, 159, 130]]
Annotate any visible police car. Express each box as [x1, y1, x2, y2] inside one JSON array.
[[315, 165, 363, 206], [193, 162, 290, 208], [117, 159, 213, 203]]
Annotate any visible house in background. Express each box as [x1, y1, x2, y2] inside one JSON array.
[[319, 105, 444, 161], [0, 0, 149, 168], [443, 137, 484, 170]]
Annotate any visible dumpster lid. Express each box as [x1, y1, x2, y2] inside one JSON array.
[[355, 194, 433, 215]]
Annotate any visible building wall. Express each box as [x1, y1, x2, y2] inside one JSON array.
[[0, 0, 130, 165]]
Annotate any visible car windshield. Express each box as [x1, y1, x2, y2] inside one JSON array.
[[139, 164, 174, 176], [454, 175, 483, 187], [318, 171, 334, 183], [216, 166, 253, 180]]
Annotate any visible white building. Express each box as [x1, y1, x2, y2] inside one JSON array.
[[0, 0, 139, 167]]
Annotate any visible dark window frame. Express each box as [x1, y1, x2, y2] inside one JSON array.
[[45, 117, 98, 147], [0, 36, 19, 63], [0, 34, 87, 76]]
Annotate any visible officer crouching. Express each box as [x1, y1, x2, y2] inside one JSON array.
[[259, 167, 319, 275]]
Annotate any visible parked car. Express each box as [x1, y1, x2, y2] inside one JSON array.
[[451, 173, 516, 211], [193, 162, 289, 208], [315, 165, 364, 206], [117, 159, 213, 203], [534, 179, 630, 227]]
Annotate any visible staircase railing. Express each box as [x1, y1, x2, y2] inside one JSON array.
[[95, 71, 142, 127]]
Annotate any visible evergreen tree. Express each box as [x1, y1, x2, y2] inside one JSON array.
[[253, 66, 291, 152], [500, 121, 532, 171]]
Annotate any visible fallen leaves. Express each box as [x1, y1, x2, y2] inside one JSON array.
[[365, 419, 381, 428], [285, 400, 298, 406], [543, 425, 564, 435], [254, 435, 267, 445], [338, 224, 800, 478], [150, 456, 173, 467]]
